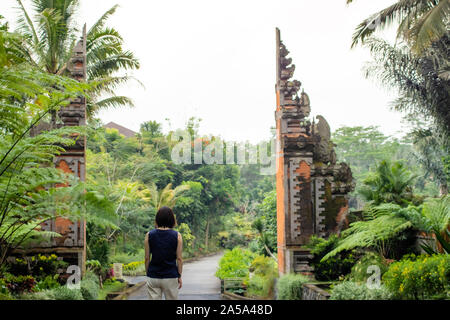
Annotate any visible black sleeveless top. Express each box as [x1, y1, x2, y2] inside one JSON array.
[[147, 229, 180, 279]]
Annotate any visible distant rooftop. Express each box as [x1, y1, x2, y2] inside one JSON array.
[[103, 122, 137, 138]]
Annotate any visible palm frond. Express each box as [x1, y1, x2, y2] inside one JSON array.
[[87, 4, 119, 37], [408, 0, 450, 54], [351, 0, 426, 48]]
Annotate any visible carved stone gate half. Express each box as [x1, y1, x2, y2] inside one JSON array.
[[15, 28, 88, 274], [275, 29, 354, 275]]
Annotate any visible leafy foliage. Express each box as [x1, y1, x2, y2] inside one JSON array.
[[306, 235, 358, 281], [176, 223, 195, 256], [80, 272, 100, 300], [49, 285, 83, 300], [329, 281, 392, 300], [276, 273, 309, 300], [3, 274, 36, 294], [358, 160, 418, 206], [247, 255, 278, 298], [323, 203, 416, 260], [218, 213, 254, 250], [250, 190, 277, 257], [383, 254, 450, 299], [215, 247, 256, 280], [34, 275, 60, 291], [349, 252, 390, 284], [324, 195, 449, 260]]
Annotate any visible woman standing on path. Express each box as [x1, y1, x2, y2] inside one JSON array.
[[145, 206, 183, 300]]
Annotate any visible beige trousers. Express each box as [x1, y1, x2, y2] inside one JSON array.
[[147, 277, 179, 300]]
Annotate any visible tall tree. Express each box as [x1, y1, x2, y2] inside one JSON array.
[[362, 36, 449, 194], [364, 36, 449, 136], [410, 127, 449, 194]]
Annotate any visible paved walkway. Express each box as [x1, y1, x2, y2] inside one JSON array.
[[126, 252, 223, 300]]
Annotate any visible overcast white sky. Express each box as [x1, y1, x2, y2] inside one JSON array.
[[2, 0, 407, 143]]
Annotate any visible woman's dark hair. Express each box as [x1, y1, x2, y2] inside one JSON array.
[[155, 206, 177, 228]]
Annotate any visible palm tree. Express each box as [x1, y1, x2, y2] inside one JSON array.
[[14, 0, 140, 119], [363, 35, 449, 133], [347, 0, 450, 54], [363, 36, 449, 194], [358, 160, 417, 206], [148, 183, 190, 210], [410, 128, 449, 195]]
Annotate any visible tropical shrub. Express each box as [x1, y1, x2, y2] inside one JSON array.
[[383, 254, 450, 300], [252, 191, 277, 256], [4, 274, 36, 295], [218, 213, 255, 250], [358, 160, 418, 207], [323, 204, 418, 260], [218, 231, 249, 250], [307, 235, 358, 281], [176, 223, 196, 255], [349, 252, 389, 284], [412, 196, 450, 254], [329, 281, 392, 300], [0, 278, 10, 297], [215, 247, 256, 280], [31, 254, 68, 279], [247, 255, 278, 298], [86, 260, 102, 274], [276, 273, 309, 300], [324, 196, 450, 260], [80, 273, 100, 300], [88, 237, 111, 266], [7, 257, 28, 276], [8, 254, 68, 280], [34, 275, 61, 291], [49, 286, 83, 300]]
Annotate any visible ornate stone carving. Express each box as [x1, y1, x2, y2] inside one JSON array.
[[275, 28, 354, 275], [24, 27, 87, 273]]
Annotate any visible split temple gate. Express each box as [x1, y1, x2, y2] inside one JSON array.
[[21, 28, 88, 273], [275, 29, 354, 275]]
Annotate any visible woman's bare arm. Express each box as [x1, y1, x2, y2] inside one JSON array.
[[176, 232, 183, 288], [144, 232, 150, 272]]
